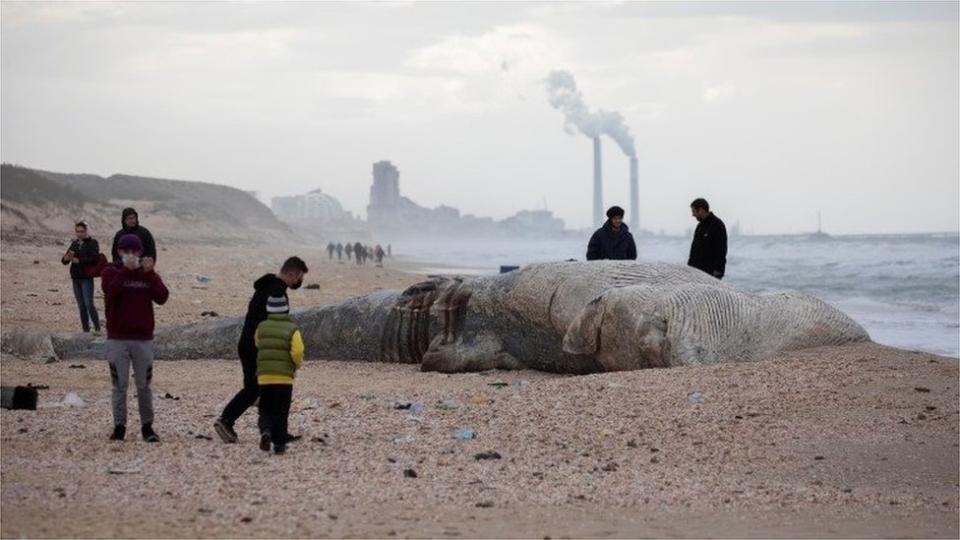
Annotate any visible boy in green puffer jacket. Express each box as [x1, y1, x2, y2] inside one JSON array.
[[255, 295, 304, 455]]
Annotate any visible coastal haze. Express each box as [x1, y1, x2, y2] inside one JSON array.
[[1, 2, 958, 539]]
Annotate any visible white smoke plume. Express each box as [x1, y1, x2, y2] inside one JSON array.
[[544, 70, 636, 157]]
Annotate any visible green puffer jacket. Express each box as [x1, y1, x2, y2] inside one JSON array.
[[256, 314, 300, 380]]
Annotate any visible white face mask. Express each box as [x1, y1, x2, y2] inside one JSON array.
[[121, 253, 141, 268]]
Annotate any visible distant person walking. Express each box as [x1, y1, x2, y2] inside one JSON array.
[[387, 244, 392, 258], [354, 242, 363, 265], [336, 242, 344, 261], [687, 198, 727, 279], [101, 234, 169, 442], [326, 242, 335, 260], [345, 243, 353, 261], [110, 208, 157, 264], [214, 256, 308, 444], [374, 244, 385, 266], [61, 221, 103, 333], [586, 206, 637, 261], [254, 295, 304, 455]]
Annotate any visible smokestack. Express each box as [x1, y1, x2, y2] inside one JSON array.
[[629, 156, 638, 231], [593, 136, 603, 226]]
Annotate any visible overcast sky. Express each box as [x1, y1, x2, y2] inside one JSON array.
[[2, 1, 958, 234]]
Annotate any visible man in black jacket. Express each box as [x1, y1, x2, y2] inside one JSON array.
[[61, 221, 102, 332], [214, 256, 308, 443], [586, 206, 638, 261], [110, 208, 157, 263], [687, 198, 727, 279]]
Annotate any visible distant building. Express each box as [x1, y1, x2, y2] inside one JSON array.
[[365, 160, 565, 238], [500, 209, 565, 235], [368, 162, 401, 212], [272, 188, 347, 224], [271, 188, 366, 238]]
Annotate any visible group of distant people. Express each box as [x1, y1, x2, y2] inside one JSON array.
[[585, 198, 728, 279], [325, 241, 390, 266]]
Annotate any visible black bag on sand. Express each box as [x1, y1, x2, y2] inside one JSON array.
[[1, 386, 38, 410]]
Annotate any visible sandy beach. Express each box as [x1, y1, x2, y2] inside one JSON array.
[[1, 240, 958, 538]]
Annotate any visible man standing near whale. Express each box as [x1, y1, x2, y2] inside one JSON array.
[[586, 206, 637, 261], [102, 234, 168, 442], [688, 198, 727, 279], [214, 256, 308, 444], [111, 208, 157, 264]]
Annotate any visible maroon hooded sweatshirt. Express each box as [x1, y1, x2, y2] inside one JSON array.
[[101, 262, 169, 340]]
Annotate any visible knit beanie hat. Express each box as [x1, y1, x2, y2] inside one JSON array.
[[117, 234, 143, 252], [266, 296, 289, 314]]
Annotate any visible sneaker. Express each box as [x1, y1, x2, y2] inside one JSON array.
[[213, 418, 238, 444], [274, 445, 286, 455], [110, 425, 126, 441], [141, 423, 160, 443], [259, 432, 271, 452]]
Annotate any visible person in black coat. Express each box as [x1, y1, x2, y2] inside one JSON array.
[[110, 207, 157, 263], [586, 206, 638, 261], [687, 198, 727, 279], [353, 242, 364, 265], [214, 256, 308, 445], [61, 221, 101, 332]]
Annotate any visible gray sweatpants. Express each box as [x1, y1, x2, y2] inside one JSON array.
[[106, 340, 154, 427]]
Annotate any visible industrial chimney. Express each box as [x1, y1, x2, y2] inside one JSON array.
[[593, 136, 602, 226], [629, 156, 638, 231]]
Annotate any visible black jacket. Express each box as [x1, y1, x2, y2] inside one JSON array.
[[238, 273, 289, 353], [688, 213, 727, 278], [62, 238, 101, 280], [111, 213, 157, 263], [586, 221, 637, 261]]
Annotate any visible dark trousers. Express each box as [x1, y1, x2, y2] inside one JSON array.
[[221, 344, 258, 424], [72, 278, 100, 332], [258, 384, 292, 448]]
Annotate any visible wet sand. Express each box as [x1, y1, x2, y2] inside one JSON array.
[[1, 240, 958, 538]]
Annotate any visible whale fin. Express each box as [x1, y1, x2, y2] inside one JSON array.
[[562, 295, 606, 355]]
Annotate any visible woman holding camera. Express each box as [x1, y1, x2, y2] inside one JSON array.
[[61, 221, 103, 333]]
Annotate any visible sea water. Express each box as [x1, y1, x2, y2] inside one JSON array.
[[397, 233, 960, 358]]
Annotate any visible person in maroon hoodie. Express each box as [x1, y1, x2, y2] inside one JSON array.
[[101, 234, 169, 442]]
